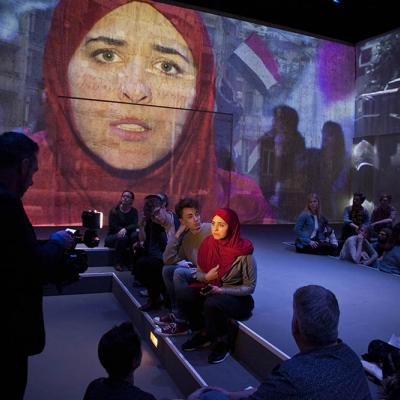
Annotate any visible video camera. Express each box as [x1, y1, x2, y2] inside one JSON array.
[[67, 210, 103, 248], [56, 210, 103, 290]]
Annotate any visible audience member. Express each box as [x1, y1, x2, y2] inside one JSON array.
[[339, 224, 378, 266], [377, 223, 400, 275], [154, 198, 211, 336], [370, 194, 397, 237], [341, 192, 370, 241], [1, 132, 75, 399], [382, 371, 400, 400], [179, 208, 256, 364], [134, 195, 179, 311], [105, 191, 138, 272], [188, 285, 371, 400], [373, 228, 393, 257], [83, 321, 156, 400], [155, 192, 169, 208], [143, 193, 177, 241], [294, 193, 338, 255]]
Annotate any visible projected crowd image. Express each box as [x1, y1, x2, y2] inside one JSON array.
[[0, 0, 356, 225], [353, 29, 400, 215]]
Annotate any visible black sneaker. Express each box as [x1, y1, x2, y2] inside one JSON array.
[[208, 341, 230, 364], [182, 333, 211, 351]]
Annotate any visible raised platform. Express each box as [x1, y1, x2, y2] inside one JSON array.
[[30, 225, 399, 399]]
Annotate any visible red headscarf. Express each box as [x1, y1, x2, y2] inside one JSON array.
[[26, 0, 217, 223], [24, 0, 273, 225], [197, 208, 254, 283]]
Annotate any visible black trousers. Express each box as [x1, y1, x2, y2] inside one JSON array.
[[296, 242, 338, 256], [104, 232, 137, 265], [134, 256, 165, 301], [6, 351, 28, 400], [178, 288, 254, 340]]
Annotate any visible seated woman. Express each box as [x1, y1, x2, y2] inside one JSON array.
[[294, 193, 338, 256], [105, 191, 138, 271], [377, 223, 400, 275], [339, 224, 378, 266], [178, 208, 255, 364], [341, 192, 370, 241], [370, 194, 397, 237]]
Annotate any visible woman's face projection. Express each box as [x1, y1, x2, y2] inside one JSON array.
[[67, 1, 196, 170]]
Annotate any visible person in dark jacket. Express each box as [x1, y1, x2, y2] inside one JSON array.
[[105, 191, 139, 271], [134, 194, 179, 311], [370, 193, 396, 237], [341, 192, 370, 241], [1, 132, 74, 399]]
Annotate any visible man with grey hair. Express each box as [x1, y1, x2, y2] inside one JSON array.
[[189, 285, 371, 400]]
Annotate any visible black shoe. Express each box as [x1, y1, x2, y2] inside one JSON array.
[[139, 298, 162, 312], [132, 279, 143, 287], [208, 341, 230, 364], [182, 333, 211, 351]]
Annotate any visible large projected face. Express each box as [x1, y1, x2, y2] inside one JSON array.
[[67, 1, 196, 170], [1, 0, 358, 226]]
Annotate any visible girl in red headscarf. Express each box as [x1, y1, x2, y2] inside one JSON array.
[[23, 0, 274, 226], [178, 208, 256, 364]]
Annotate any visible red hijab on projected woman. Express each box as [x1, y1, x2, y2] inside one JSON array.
[[25, 0, 273, 225]]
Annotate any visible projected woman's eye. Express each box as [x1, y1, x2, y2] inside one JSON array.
[[154, 60, 182, 76], [91, 49, 122, 64]]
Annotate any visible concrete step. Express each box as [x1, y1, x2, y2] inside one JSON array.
[[45, 272, 288, 396]]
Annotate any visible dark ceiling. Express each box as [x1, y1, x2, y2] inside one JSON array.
[[171, 0, 399, 44]]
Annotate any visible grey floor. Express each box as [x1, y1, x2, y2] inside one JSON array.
[[240, 225, 400, 358], [25, 293, 181, 400]]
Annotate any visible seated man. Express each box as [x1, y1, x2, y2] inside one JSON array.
[[143, 193, 177, 241], [341, 192, 370, 241], [373, 227, 392, 257], [377, 223, 400, 275], [83, 321, 156, 400], [154, 198, 211, 336], [339, 224, 378, 266], [382, 371, 400, 400], [189, 285, 371, 400], [370, 193, 396, 237], [133, 194, 179, 311]]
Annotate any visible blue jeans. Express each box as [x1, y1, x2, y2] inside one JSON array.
[[162, 265, 195, 319]]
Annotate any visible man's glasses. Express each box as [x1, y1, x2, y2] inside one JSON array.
[[152, 207, 162, 218]]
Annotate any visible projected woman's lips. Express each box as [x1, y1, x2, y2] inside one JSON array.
[[110, 119, 151, 141]]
